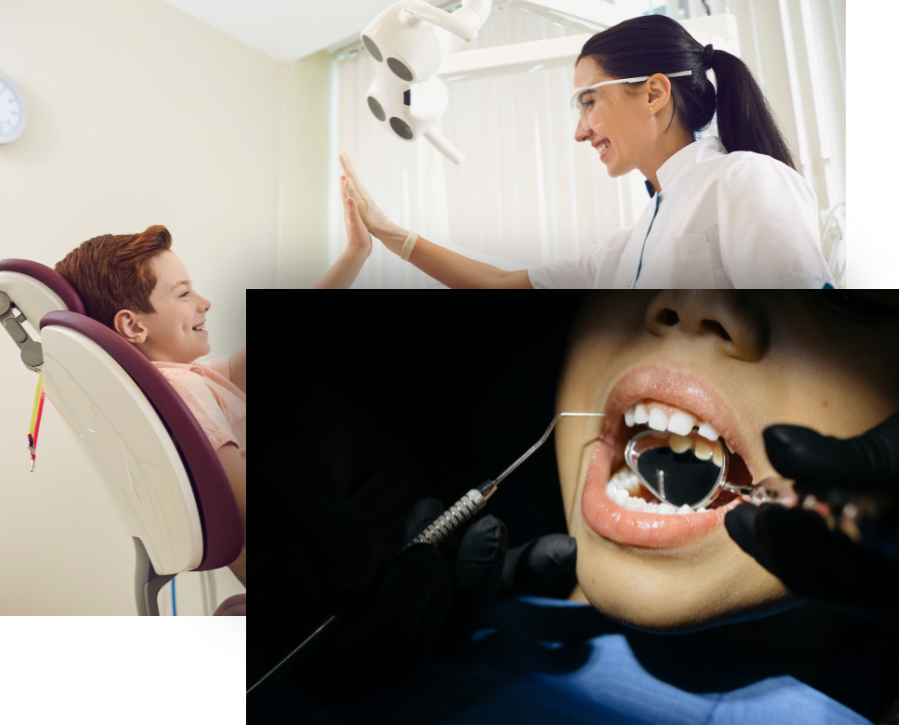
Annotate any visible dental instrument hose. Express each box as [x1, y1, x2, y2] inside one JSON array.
[[246, 412, 603, 700]]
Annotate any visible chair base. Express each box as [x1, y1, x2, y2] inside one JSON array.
[[133, 537, 175, 616]]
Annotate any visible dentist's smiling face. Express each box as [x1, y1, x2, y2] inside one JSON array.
[[113, 250, 212, 363], [554, 291, 897, 631], [572, 58, 683, 182]]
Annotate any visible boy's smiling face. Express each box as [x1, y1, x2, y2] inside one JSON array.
[[114, 250, 212, 363]]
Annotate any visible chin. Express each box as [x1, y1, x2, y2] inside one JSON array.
[[572, 531, 794, 633]]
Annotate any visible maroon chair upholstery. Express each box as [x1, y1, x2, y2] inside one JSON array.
[[41, 311, 244, 572], [1, 258, 244, 614], [0, 258, 86, 315], [214, 594, 247, 616]]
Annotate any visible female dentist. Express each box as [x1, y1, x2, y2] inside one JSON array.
[[339, 14, 836, 289]]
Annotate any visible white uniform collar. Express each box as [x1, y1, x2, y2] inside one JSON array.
[[651, 136, 727, 195]]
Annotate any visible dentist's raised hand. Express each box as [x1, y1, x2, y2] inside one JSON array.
[[339, 151, 418, 259]]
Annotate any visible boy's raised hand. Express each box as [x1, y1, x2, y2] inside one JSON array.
[[340, 175, 372, 258]]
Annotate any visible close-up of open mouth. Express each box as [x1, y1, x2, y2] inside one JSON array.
[[246, 290, 897, 725], [580, 364, 756, 548]]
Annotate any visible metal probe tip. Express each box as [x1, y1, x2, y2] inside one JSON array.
[[484, 412, 604, 497]]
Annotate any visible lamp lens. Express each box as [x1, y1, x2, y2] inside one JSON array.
[[387, 58, 413, 82], [390, 117, 413, 140], [362, 35, 382, 63], [367, 96, 386, 122]]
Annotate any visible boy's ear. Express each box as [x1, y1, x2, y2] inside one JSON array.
[[113, 309, 148, 344]]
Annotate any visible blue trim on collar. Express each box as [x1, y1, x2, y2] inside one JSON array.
[[823, 283, 835, 289], [645, 180, 655, 198], [633, 193, 663, 287]]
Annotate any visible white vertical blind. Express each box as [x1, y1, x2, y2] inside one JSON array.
[[330, 0, 844, 288], [334, 6, 648, 288]]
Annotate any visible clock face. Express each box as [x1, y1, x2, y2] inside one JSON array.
[[0, 75, 25, 140]]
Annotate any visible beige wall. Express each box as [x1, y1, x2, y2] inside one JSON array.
[[278, 50, 337, 289], [0, 0, 280, 613]]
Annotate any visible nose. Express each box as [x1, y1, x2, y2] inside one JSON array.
[[574, 118, 591, 143], [644, 291, 769, 362]]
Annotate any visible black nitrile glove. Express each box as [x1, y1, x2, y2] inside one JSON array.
[[725, 413, 898, 626], [288, 491, 577, 702]]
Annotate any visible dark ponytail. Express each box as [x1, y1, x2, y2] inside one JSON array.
[[576, 15, 797, 171]]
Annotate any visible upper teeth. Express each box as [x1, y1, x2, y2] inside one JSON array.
[[194, 325, 205, 331], [598, 141, 610, 152], [625, 401, 719, 440]]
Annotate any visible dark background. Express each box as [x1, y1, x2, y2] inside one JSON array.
[[252, 294, 589, 671], [249, 293, 898, 725]]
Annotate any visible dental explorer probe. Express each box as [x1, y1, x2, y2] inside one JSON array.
[[246, 412, 604, 700]]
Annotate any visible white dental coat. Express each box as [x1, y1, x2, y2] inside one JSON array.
[[527, 137, 835, 289]]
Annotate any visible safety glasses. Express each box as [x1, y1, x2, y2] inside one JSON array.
[[570, 71, 692, 129]]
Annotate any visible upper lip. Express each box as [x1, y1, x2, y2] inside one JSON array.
[[592, 137, 610, 150], [192, 320, 206, 329], [596, 363, 756, 482]]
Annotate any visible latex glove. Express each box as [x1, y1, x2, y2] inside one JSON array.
[[724, 413, 898, 626], [289, 494, 576, 702], [339, 175, 372, 258], [339, 151, 415, 257]]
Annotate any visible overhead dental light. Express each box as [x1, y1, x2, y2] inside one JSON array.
[[360, 0, 493, 165], [359, 0, 736, 165]]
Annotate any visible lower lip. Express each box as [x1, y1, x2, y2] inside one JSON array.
[[194, 329, 208, 335], [580, 441, 741, 548]]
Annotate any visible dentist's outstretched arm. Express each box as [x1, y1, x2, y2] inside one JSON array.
[[339, 152, 532, 289]]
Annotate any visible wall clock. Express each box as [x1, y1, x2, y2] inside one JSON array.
[[0, 70, 28, 144]]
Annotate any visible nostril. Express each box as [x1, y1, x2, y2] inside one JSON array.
[[701, 319, 732, 341], [656, 309, 679, 326]]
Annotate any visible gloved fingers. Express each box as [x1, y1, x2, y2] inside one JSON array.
[[403, 498, 445, 547], [763, 413, 898, 498], [382, 539, 456, 683], [291, 447, 384, 613], [343, 176, 362, 207], [339, 151, 363, 190], [499, 534, 577, 597], [402, 497, 464, 555], [338, 151, 398, 231], [309, 541, 441, 689], [724, 503, 897, 622], [432, 515, 508, 660]]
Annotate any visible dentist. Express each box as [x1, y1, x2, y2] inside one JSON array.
[[339, 15, 835, 289]]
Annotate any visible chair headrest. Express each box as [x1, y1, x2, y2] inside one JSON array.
[[0, 259, 86, 316]]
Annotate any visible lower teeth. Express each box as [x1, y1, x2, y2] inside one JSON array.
[[606, 466, 708, 514]]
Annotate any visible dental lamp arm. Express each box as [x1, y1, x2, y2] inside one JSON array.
[[424, 127, 465, 165], [403, 1, 479, 42]]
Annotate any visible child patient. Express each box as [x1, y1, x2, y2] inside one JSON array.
[[54, 225, 246, 588]]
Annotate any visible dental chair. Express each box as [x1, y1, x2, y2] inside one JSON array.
[[0, 259, 246, 616]]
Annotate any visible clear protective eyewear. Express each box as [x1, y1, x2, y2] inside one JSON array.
[[570, 71, 692, 129], [625, 428, 796, 510]]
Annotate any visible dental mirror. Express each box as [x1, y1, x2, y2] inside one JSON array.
[[625, 430, 796, 510], [625, 429, 728, 509]]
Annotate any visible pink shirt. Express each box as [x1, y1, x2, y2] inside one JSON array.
[[150, 356, 246, 458]]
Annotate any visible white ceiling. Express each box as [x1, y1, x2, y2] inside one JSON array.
[[162, 0, 451, 63]]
